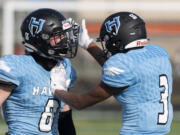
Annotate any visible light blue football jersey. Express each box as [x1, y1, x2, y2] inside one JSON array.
[[1, 54, 76, 135], [102, 44, 173, 135]]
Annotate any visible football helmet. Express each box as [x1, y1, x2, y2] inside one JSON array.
[[21, 8, 79, 59], [97, 12, 147, 56]]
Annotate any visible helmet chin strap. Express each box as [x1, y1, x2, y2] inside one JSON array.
[[125, 39, 148, 49], [38, 52, 64, 61], [24, 43, 38, 52], [25, 44, 63, 61]]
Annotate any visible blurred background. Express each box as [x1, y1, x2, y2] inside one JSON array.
[[0, 0, 180, 135]]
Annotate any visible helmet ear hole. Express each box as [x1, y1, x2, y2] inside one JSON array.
[[41, 34, 49, 40], [103, 35, 110, 41]]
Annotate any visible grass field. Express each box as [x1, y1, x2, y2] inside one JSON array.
[[0, 110, 180, 135]]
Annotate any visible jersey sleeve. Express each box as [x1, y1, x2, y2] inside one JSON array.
[[62, 58, 77, 88], [60, 101, 66, 110], [0, 55, 20, 86], [68, 66, 76, 88], [102, 54, 137, 88]]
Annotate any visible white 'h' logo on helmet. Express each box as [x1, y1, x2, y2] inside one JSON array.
[[28, 17, 45, 37], [105, 16, 120, 35]]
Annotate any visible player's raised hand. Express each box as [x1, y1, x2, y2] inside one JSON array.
[[50, 64, 67, 93], [78, 19, 93, 49]]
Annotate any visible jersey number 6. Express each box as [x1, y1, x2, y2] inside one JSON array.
[[39, 99, 60, 132]]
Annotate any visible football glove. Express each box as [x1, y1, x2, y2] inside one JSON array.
[[50, 63, 68, 94], [78, 19, 93, 49]]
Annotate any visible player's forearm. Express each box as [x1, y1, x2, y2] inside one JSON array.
[[87, 42, 107, 67], [54, 90, 90, 110]]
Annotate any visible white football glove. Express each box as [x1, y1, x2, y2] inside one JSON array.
[[50, 64, 68, 94], [78, 19, 93, 49]]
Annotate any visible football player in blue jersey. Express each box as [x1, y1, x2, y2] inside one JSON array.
[[54, 12, 173, 135], [0, 8, 78, 135]]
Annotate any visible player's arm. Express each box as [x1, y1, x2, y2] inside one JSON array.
[[55, 81, 127, 110], [86, 42, 107, 66], [79, 19, 106, 67], [0, 81, 16, 107], [51, 64, 127, 109], [58, 105, 76, 135]]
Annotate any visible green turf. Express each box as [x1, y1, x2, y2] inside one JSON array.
[[168, 120, 180, 135], [74, 119, 120, 135], [0, 118, 7, 135]]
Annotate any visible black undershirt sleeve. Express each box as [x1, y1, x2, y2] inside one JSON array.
[[58, 109, 76, 135]]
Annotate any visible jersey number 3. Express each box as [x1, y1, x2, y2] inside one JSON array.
[[158, 75, 169, 125]]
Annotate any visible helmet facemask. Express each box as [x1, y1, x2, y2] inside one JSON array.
[[47, 23, 79, 59], [97, 34, 124, 59]]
